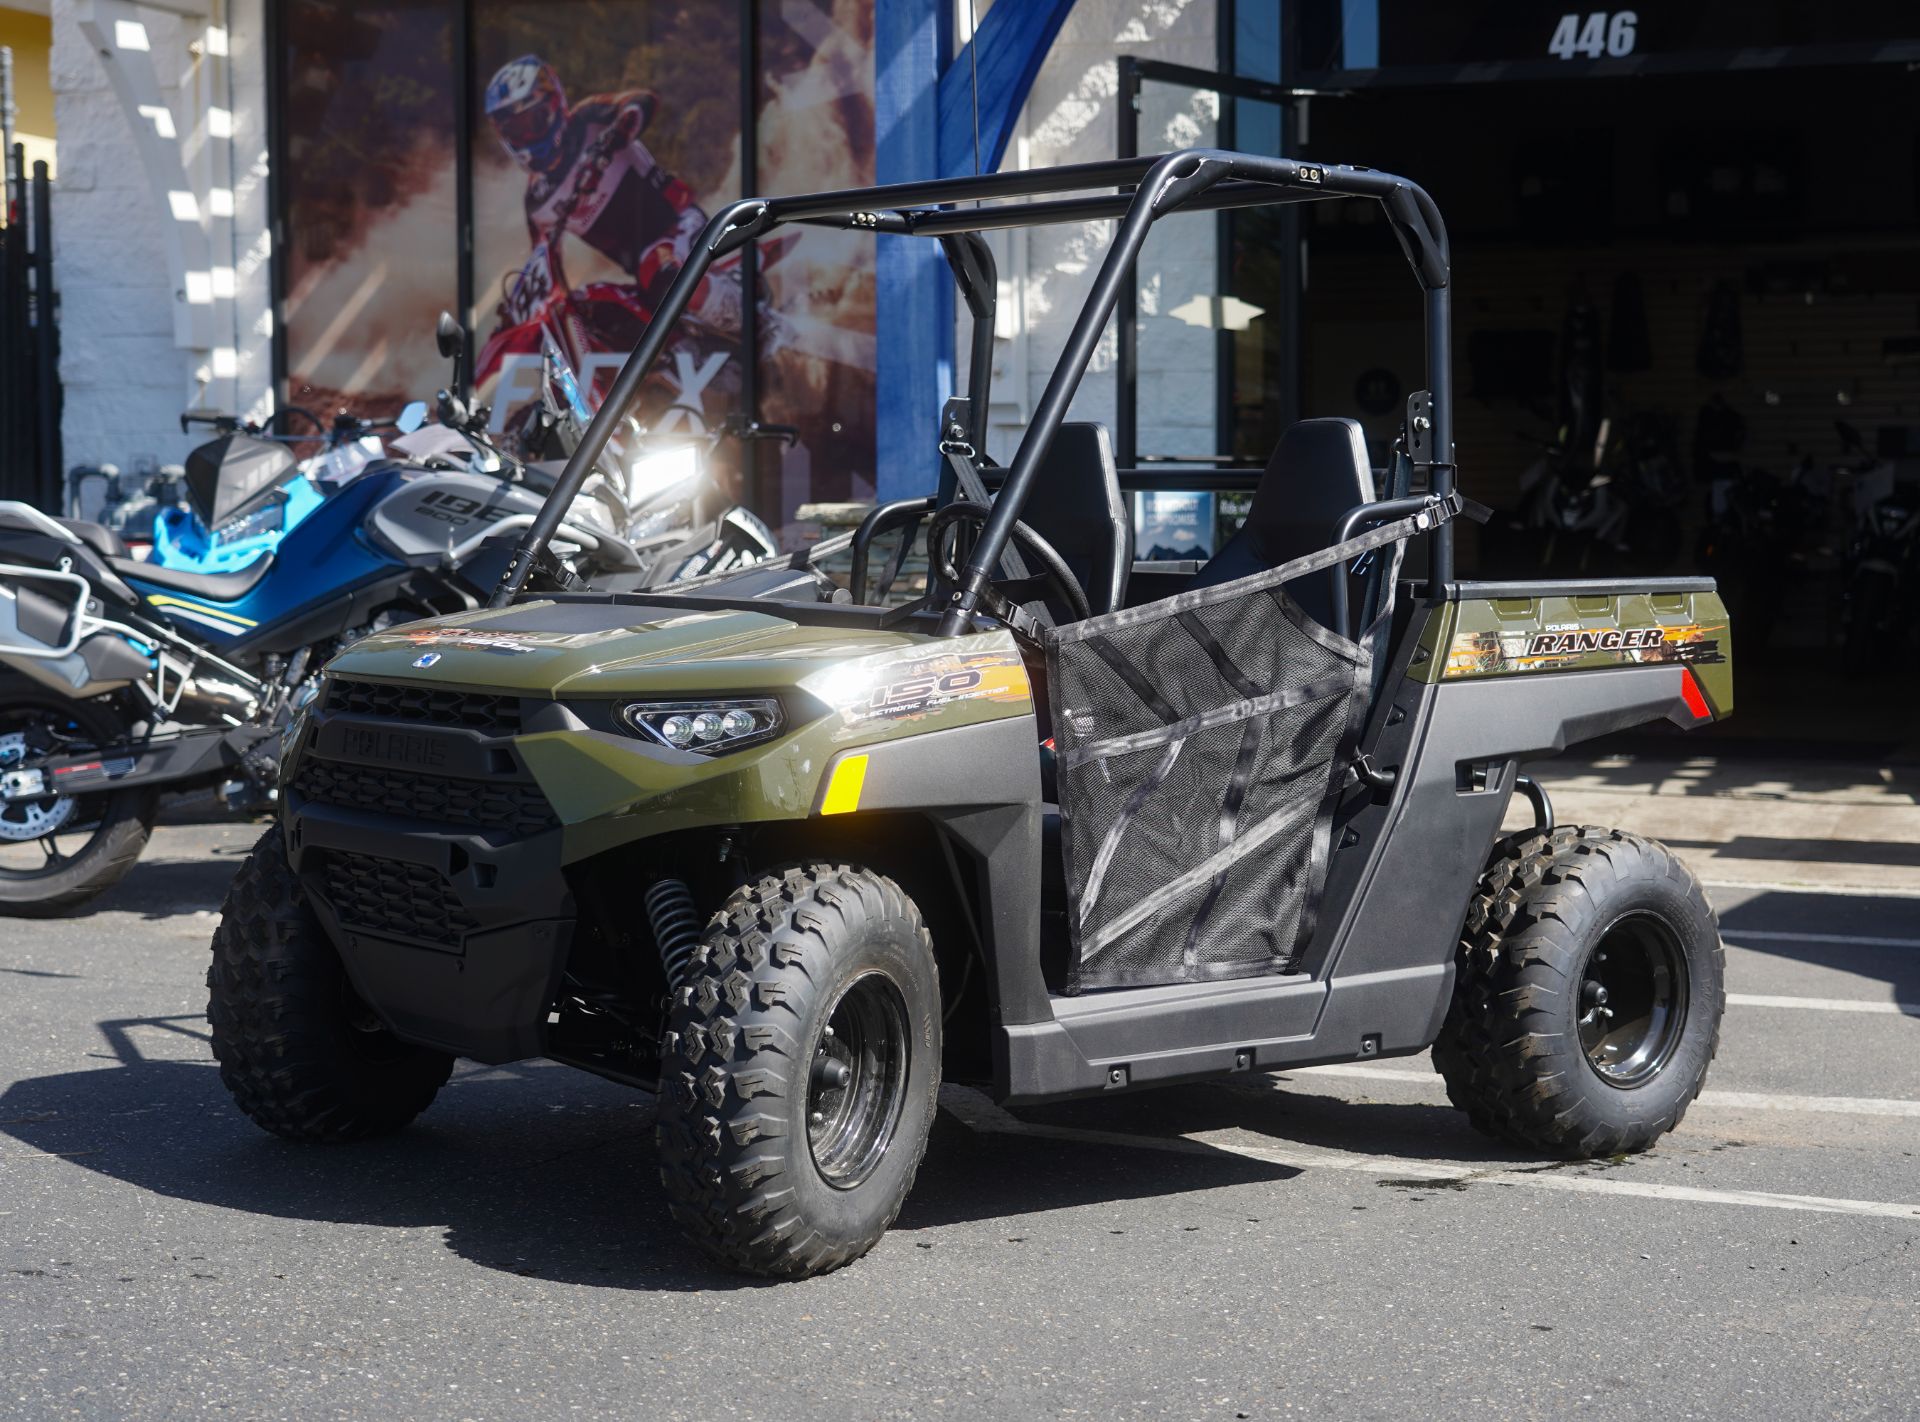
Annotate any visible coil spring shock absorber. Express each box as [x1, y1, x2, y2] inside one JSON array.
[[644, 878, 703, 991]]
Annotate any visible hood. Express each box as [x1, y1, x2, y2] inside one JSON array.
[[326, 600, 935, 698]]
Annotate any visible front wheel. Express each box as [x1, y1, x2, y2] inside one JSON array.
[[656, 864, 942, 1278], [0, 690, 156, 916], [208, 828, 454, 1141], [1432, 827, 1724, 1157]]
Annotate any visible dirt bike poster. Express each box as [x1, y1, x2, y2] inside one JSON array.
[[278, 1, 461, 432], [279, 0, 879, 539], [471, 0, 878, 534]]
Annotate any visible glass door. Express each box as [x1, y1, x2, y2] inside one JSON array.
[[1117, 59, 1295, 557]]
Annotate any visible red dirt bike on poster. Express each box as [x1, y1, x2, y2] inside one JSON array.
[[475, 132, 789, 442]]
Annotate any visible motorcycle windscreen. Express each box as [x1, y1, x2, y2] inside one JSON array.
[[184, 433, 297, 530]]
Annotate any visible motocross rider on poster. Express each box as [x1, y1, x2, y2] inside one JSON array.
[[484, 54, 741, 343]]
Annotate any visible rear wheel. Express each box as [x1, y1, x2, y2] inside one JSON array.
[[656, 864, 941, 1278], [208, 827, 453, 1141], [1432, 827, 1724, 1157], [0, 690, 156, 916]]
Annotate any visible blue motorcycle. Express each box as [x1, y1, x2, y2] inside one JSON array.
[[147, 406, 419, 575], [0, 411, 619, 913]]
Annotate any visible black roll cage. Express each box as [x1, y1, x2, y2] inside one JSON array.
[[487, 148, 1456, 630]]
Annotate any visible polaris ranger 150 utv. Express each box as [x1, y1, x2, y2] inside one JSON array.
[[208, 150, 1732, 1279]]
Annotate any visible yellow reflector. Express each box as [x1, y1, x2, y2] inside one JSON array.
[[820, 753, 869, 815]]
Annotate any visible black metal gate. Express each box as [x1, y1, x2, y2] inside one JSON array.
[[0, 144, 60, 510]]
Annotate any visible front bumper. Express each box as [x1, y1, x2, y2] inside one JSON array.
[[284, 695, 575, 1064]]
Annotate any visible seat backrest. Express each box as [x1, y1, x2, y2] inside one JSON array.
[[1012, 422, 1132, 619], [58, 518, 129, 561], [1188, 417, 1373, 631]]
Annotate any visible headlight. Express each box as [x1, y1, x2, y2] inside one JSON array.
[[620, 697, 784, 754], [627, 443, 702, 503], [1874, 505, 1910, 537]]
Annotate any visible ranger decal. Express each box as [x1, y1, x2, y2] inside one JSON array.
[[1445, 622, 1728, 679], [1525, 628, 1665, 656]]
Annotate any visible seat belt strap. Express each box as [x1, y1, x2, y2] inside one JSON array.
[[942, 449, 1032, 584]]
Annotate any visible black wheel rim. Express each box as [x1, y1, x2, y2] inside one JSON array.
[[806, 971, 911, 1190], [0, 703, 112, 883], [1578, 912, 1690, 1089]]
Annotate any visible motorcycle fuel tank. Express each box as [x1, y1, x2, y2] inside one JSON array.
[[365, 468, 550, 563]]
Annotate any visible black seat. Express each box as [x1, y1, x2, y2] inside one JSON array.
[[1189, 417, 1374, 631], [1012, 422, 1132, 619], [57, 518, 129, 560], [109, 552, 275, 602]]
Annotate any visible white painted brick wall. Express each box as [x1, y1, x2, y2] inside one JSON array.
[[50, 0, 270, 485]]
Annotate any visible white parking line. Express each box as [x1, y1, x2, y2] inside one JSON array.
[[1706, 880, 1920, 901], [1728, 992, 1920, 1016], [941, 1089, 1920, 1221], [1288, 1063, 1920, 1118], [1692, 1089, 1920, 1118], [1725, 929, 1920, 950]]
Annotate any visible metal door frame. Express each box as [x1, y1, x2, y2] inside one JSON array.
[[1116, 57, 1303, 470]]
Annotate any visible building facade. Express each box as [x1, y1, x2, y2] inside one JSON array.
[[34, 1, 1920, 594]]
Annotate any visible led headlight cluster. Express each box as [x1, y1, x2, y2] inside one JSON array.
[[620, 698, 784, 755]]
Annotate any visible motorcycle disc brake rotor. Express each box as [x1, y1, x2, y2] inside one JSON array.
[[0, 730, 78, 843]]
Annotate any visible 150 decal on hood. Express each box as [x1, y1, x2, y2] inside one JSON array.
[[802, 640, 1033, 737]]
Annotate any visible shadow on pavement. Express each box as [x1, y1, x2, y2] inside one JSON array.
[[155, 792, 262, 828], [1011, 1075, 1535, 1167], [56, 839, 258, 922], [1716, 890, 1920, 1014], [1667, 835, 1920, 868], [1542, 742, 1920, 803], [0, 1016, 1324, 1292]]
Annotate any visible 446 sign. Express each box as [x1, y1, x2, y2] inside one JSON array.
[[1548, 11, 1637, 59]]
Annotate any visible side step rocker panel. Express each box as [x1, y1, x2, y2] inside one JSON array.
[[994, 661, 1702, 1105]]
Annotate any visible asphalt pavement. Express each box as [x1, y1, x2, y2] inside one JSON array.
[[2, 758, 1917, 1421]]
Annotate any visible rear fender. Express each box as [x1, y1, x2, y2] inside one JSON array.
[[1304, 577, 1732, 994]]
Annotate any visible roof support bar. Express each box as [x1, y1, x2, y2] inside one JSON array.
[[486, 146, 1454, 616], [935, 150, 1232, 633], [939, 232, 998, 451]]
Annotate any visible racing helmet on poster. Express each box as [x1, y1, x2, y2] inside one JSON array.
[[485, 55, 568, 171]]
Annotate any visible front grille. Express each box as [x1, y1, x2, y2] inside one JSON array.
[[320, 851, 476, 947], [325, 678, 522, 734], [292, 758, 558, 836]]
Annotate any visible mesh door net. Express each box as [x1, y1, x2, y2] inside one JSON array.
[[1045, 519, 1420, 993]]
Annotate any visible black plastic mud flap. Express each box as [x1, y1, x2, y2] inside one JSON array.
[[288, 803, 577, 1064], [331, 919, 574, 1065]]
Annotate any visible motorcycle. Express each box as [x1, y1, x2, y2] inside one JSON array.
[[0, 327, 630, 914], [151, 404, 425, 575], [1696, 462, 1817, 655], [1488, 411, 1688, 576], [519, 336, 786, 585], [1843, 482, 1919, 672]]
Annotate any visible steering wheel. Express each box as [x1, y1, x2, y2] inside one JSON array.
[[926, 500, 1092, 625]]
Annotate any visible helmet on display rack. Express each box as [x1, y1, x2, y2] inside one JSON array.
[[485, 54, 568, 171]]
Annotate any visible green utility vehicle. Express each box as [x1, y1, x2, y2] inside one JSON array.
[[208, 151, 1732, 1278]]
